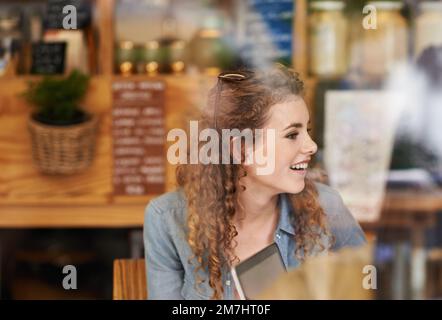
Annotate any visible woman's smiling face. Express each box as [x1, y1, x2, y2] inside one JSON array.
[[244, 95, 318, 195]]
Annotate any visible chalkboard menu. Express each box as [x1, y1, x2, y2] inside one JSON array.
[[45, 0, 92, 29], [31, 42, 66, 74], [239, 0, 294, 67], [112, 80, 166, 196]]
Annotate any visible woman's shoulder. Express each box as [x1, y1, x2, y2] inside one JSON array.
[[313, 182, 344, 212], [144, 189, 188, 232], [313, 181, 353, 222], [312, 182, 367, 248], [147, 189, 187, 212]]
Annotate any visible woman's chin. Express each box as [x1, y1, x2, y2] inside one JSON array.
[[281, 180, 305, 194]]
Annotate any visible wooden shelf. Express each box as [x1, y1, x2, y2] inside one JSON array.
[[0, 202, 151, 228]]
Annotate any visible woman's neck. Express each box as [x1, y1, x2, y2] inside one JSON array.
[[234, 177, 279, 229]]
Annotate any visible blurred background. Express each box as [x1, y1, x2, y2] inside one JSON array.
[[0, 0, 441, 299]]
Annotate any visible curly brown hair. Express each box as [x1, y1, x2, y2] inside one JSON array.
[[176, 64, 333, 299]]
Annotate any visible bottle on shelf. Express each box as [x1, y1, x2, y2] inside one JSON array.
[[116, 40, 136, 76], [308, 1, 348, 79], [153, 10, 186, 75], [187, 5, 236, 76]]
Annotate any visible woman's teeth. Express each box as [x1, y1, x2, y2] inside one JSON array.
[[290, 163, 308, 170]]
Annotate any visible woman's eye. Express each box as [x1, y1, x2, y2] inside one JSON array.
[[286, 132, 299, 140], [307, 128, 312, 134]]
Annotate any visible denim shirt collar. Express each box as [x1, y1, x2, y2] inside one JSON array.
[[277, 193, 296, 236]]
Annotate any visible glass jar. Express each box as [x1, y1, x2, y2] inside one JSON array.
[[188, 12, 236, 76], [362, 1, 408, 78], [116, 41, 135, 75], [143, 40, 160, 75], [308, 1, 348, 78], [415, 1, 442, 59], [154, 37, 186, 75], [136, 14, 187, 75], [169, 39, 186, 74]]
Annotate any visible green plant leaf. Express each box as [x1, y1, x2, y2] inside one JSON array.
[[22, 69, 90, 123]]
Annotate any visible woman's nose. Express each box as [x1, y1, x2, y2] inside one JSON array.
[[302, 134, 318, 155]]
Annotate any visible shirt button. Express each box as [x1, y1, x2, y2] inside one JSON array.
[[226, 280, 231, 286], [276, 233, 281, 239]]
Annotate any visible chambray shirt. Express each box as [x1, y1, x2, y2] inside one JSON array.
[[143, 182, 366, 300]]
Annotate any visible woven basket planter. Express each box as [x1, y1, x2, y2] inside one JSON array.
[[28, 115, 98, 175]]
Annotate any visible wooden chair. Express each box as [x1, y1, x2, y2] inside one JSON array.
[[113, 259, 147, 300]]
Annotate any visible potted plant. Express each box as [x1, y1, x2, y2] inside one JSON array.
[[23, 70, 98, 174]]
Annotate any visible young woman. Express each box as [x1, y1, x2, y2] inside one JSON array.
[[144, 64, 366, 300]]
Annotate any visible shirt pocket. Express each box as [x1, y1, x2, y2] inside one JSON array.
[[181, 279, 212, 300]]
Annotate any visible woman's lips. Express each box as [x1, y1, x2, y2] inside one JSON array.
[[291, 168, 307, 175]]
